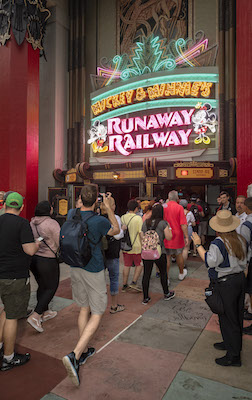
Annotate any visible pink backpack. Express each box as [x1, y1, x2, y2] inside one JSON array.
[[141, 230, 161, 260]]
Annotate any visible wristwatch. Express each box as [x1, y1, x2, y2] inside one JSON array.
[[195, 244, 202, 248]]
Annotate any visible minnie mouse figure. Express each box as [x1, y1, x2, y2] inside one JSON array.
[[192, 103, 217, 145]]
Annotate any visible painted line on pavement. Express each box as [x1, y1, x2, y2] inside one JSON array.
[[97, 315, 142, 353]]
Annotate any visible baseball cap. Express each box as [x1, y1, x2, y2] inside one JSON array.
[[5, 192, 24, 209], [190, 195, 197, 202], [3, 191, 14, 203]]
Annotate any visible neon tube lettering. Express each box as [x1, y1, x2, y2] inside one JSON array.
[[180, 109, 195, 125], [135, 116, 147, 131], [152, 132, 169, 147], [169, 111, 184, 127], [177, 129, 192, 145], [166, 131, 181, 146], [107, 118, 122, 134], [121, 118, 134, 134], [143, 134, 154, 149]]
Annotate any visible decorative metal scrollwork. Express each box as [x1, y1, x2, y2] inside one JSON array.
[[0, 0, 50, 50]]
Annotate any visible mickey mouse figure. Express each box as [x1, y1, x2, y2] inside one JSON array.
[[88, 120, 108, 153], [192, 103, 217, 145]]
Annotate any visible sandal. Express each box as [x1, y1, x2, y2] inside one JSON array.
[[110, 304, 125, 314]]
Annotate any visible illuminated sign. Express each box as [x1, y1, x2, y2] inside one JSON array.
[[88, 102, 218, 156], [176, 168, 214, 179], [94, 32, 212, 88], [91, 81, 214, 117]]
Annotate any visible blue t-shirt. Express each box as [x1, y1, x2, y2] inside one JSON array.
[[67, 209, 111, 273]]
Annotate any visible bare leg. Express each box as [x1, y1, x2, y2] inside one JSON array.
[[3, 319, 18, 355], [132, 265, 143, 283], [123, 266, 130, 286], [78, 307, 90, 336], [0, 310, 6, 342], [111, 294, 118, 308], [166, 254, 171, 277], [74, 314, 103, 360], [193, 242, 197, 255], [201, 234, 206, 246], [176, 253, 184, 274], [182, 240, 192, 262]]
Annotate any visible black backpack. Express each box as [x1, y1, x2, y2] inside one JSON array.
[[121, 215, 137, 252], [190, 204, 200, 223], [59, 209, 97, 267], [203, 202, 211, 218]]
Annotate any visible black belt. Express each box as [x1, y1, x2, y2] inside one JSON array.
[[217, 271, 243, 283]]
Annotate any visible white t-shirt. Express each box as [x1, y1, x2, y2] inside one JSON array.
[[185, 210, 195, 226]]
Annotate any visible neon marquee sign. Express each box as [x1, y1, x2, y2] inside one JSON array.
[[93, 32, 214, 89], [88, 104, 218, 156], [91, 81, 214, 117]]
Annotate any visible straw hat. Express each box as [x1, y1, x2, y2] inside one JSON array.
[[209, 210, 240, 232]]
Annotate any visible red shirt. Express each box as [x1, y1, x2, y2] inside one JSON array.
[[163, 201, 187, 249], [187, 203, 203, 225]]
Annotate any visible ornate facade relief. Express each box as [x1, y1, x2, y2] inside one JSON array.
[[118, 0, 188, 54]]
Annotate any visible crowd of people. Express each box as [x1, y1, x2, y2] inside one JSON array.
[[0, 185, 252, 386]]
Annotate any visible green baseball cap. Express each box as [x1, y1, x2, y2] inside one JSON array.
[[5, 192, 24, 209]]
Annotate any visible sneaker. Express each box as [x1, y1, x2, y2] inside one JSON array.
[[122, 284, 129, 292], [27, 315, 43, 333], [193, 253, 197, 257], [215, 354, 241, 367], [243, 310, 252, 320], [42, 310, 57, 322], [79, 347, 95, 366], [62, 351, 80, 387], [142, 297, 151, 305], [129, 282, 142, 292], [178, 269, 188, 281], [164, 291, 175, 301], [110, 304, 125, 314], [1, 352, 31, 371], [243, 324, 252, 335], [214, 342, 226, 350]]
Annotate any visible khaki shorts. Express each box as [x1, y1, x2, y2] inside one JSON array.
[[71, 268, 107, 315], [0, 278, 30, 319]]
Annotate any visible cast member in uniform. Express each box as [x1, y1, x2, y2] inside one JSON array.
[[192, 210, 247, 366]]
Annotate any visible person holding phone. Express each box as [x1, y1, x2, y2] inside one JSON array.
[[28, 201, 61, 333]]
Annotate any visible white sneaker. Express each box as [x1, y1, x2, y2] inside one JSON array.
[[178, 269, 188, 281], [27, 316, 44, 333], [42, 310, 57, 322]]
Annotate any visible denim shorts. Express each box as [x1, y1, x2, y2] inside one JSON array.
[[105, 258, 120, 295]]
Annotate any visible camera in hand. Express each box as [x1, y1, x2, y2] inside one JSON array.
[[98, 193, 104, 203]]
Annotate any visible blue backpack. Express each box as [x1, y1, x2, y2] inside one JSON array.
[[60, 209, 97, 267]]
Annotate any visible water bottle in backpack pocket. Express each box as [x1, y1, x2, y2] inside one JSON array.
[[59, 209, 96, 267]]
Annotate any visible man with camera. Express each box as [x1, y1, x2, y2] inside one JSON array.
[[62, 184, 119, 387]]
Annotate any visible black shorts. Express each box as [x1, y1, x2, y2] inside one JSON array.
[[0, 278, 30, 319], [246, 258, 252, 294]]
